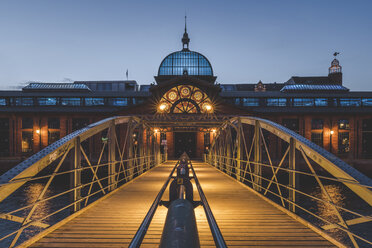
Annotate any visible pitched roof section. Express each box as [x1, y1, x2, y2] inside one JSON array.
[[234, 83, 285, 91], [281, 84, 349, 92], [286, 76, 331, 85], [23, 83, 91, 92]]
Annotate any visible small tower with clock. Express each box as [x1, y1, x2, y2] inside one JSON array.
[[328, 52, 343, 85]]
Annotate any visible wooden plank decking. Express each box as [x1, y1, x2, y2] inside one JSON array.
[[30, 161, 336, 248]]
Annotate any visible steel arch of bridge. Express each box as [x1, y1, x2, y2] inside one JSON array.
[[0, 116, 164, 247], [206, 116, 372, 248]]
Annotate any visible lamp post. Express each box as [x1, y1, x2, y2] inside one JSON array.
[[36, 128, 41, 152], [330, 130, 334, 153]]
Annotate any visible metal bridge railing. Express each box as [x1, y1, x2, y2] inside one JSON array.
[[0, 116, 165, 248], [205, 116, 372, 248]]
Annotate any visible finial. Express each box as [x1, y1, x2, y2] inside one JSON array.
[[182, 15, 190, 50], [333, 52, 340, 57]]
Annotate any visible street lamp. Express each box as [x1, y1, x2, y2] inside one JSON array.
[[330, 130, 334, 153], [36, 128, 41, 151]]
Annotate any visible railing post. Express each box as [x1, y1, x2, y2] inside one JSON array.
[[226, 128, 232, 176], [254, 120, 262, 192], [288, 137, 297, 212], [108, 121, 117, 191], [71, 136, 81, 212], [146, 129, 151, 170], [236, 118, 242, 182], [156, 137, 161, 165], [128, 125, 134, 180]]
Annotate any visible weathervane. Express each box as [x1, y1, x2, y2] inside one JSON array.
[[333, 52, 340, 57]]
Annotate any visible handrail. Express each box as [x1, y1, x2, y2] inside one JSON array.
[[189, 161, 227, 248], [128, 161, 179, 248]]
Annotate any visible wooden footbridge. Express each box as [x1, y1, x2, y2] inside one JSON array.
[[0, 116, 371, 248]]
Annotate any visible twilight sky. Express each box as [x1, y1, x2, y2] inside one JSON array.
[[0, 0, 371, 90]]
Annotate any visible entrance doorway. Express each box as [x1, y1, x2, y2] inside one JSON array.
[[175, 132, 196, 158]]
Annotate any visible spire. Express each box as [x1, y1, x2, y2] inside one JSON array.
[[182, 15, 190, 50]]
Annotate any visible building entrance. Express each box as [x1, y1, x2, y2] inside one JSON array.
[[174, 132, 196, 158]]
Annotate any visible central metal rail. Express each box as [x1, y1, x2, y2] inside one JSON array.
[[128, 161, 179, 248], [129, 159, 227, 248]]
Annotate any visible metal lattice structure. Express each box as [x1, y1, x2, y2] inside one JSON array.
[[0, 116, 164, 247], [206, 116, 372, 248]]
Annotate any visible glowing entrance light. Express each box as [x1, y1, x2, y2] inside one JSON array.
[[205, 104, 212, 112], [159, 103, 167, 112]]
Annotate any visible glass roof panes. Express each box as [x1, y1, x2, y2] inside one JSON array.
[[158, 51, 213, 76], [23, 83, 91, 91], [281, 84, 349, 92]]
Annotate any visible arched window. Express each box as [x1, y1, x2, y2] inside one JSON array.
[[158, 85, 213, 114]]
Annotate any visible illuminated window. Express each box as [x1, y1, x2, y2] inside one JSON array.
[[362, 98, 372, 106], [315, 98, 328, 106], [14, 98, 34, 106], [61, 98, 81, 106], [85, 98, 105, 106], [242, 98, 259, 107], [339, 98, 361, 107], [338, 119, 349, 130], [267, 98, 286, 106], [338, 132, 350, 154], [109, 98, 128, 106], [293, 98, 314, 107], [38, 98, 57, 106], [158, 85, 213, 114], [0, 98, 7, 106], [22, 131, 33, 153]]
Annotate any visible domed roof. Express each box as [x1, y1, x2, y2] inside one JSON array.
[[331, 58, 340, 66], [158, 50, 213, 76]]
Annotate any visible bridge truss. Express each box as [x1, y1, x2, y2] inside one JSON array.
[[0, 116, 164, 247], [0, 115, 371, 247], [206, 116, 372, 248]]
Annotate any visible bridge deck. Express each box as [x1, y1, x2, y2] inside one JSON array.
[[30, 161, 335, 248]]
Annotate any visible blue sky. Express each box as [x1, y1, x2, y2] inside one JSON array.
[[0, 0, 371, 90]]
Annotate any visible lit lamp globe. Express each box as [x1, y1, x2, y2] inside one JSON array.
[[159, 103, 167, 112], [204, 104, 213, 112]]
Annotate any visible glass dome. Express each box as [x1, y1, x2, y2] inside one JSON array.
[[158, 50, 213, 76]]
